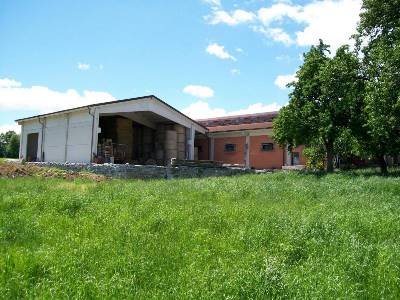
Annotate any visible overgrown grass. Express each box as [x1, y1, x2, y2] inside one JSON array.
[[1, 170, 400, 298]]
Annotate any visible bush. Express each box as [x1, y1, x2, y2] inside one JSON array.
[[303, 144, 325, 170]]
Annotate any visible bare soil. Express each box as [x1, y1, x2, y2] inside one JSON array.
[[0, 161, 106, 181]]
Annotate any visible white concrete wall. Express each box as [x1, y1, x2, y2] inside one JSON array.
[[66, 111, 93, 163], [19, 119, 42, 160], [20, 110, 93, 163], [44, 115, 68, 162]]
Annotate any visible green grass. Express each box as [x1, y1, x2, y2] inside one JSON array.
[[1, 170, 400, 299]]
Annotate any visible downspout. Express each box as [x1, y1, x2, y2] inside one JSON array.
[[38, 117, 45, 161], [64, 113, 70, 162], [89, 107, 95, 163]]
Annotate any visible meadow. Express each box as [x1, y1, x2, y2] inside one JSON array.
[[1, 168, 400, 299]]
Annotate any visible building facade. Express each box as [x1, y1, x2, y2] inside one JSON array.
[[195, 112, 305, 169], [17, 96, 304, 169]]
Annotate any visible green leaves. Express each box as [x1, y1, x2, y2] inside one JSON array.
[[356, 0, 400, 167], [0, 131, 20, 158], [273, 41, 363, 171]]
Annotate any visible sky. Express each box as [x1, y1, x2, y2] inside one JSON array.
[[0, 0, 362, 133]]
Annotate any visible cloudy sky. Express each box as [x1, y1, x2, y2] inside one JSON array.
[[0, 0, 362, 133]]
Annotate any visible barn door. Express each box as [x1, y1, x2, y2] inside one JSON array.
[[26, 133, 39, 162]]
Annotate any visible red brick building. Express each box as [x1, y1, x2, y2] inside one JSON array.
[[194, 112, 305, 169]]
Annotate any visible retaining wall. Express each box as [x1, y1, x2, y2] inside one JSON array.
[[29, 162, 253, 179]]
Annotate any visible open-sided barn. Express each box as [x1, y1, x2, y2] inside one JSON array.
[[16, 95, 304, 169]]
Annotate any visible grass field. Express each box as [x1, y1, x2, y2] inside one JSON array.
[[1, 169, 400, 298]]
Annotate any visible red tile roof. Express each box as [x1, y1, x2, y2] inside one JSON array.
[[207, 122, 273, 133], [197, 111, 278, 132]]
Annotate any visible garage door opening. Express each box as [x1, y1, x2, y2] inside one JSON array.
[[96, 114, 187, 165], [26, 132, 39, 162]]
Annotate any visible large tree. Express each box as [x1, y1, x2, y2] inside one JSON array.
[[273, 41, 364, 172], [356, 0, 400, 174]]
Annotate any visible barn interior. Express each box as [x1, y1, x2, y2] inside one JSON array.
[[96, 113, 187, 165]]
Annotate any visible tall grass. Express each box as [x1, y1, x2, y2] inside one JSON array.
[[1, 171, 400, 298]]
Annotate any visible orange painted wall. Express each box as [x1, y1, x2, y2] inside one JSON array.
[[214, 136, 246, 165], [194, 133, 306, 168], [195, 138, 209, 160], [249, 135, 284, 169]]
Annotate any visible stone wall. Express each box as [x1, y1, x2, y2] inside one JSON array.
[[29, 162, 253, 179]]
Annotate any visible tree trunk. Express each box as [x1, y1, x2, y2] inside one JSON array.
[[326, 141, 334, 173], [379, 154, 388, 175]]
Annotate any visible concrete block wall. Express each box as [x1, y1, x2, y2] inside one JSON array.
[[30, 162, 252, 179]]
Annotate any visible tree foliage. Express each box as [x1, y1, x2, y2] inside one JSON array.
[[0, 131, 20, 158], [356, 0, 400, 174], [273, 41, 363, 172]]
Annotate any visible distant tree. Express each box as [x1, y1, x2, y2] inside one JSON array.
[[273, 41, 364, 172], [0, 131, 20, 158], [356, 0, 400, 174], [6, 134, 20, 158], [0, 136, 5, 157]]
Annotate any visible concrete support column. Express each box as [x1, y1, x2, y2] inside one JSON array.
[[64, 114, 70, 162], [187, 125, 195, 160], [90, 108, 99, 163], [39, 118, 46, 161], [19, 123, 24, 159], [245, 135, 250, 168], [210, 137, 215, 161]]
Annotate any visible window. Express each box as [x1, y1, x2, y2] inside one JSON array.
[[224, 143, 236, 152], [261, 143, 274, 151]]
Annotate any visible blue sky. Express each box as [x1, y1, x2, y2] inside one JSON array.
[[0, 0, 361, 132]]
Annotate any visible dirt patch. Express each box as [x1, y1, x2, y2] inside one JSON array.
[[0, 162, 106, 181]]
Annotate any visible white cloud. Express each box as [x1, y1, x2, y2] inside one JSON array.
[[206, 0, 362, 52], [253, 26, 294, 45], [203, 0, 221, 8], [258, 3, 301, 25], [0, 78, 115, 114], [183, 85, 214, 98], [207, 9, 256, 26], [78, 62, 90, 70], [181, 100, 282, 119], [258, 0, 361, 50], [236, 47, 244, 53], [206, 43, 237, 61], [274, 73, 297, 89], [294, 0, 362, 51], [0, 123, 21, 134], [0, 78, 22, 88], [231, 69, 240, 75]]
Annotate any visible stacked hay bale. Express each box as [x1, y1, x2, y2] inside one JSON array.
[[175, 124, 186, 160], [165, 129, 178, 165], [116, 118, 133, 162], [155, 124, 165, 164], [142, 127, 154, 160]]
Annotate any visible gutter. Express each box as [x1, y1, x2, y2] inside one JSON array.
[[38, 118, 45, 161], [88, 107, 96, 163]]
